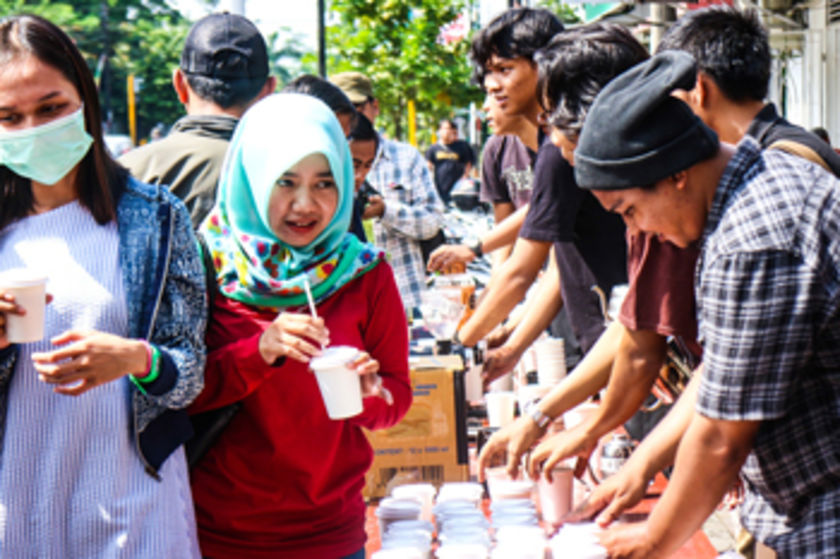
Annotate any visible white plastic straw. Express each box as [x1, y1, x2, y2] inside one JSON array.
[[303, 277, 317, 319]]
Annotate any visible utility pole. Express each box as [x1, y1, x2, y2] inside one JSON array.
[[318, 0, 327, 78], [649, 3, 666, 53], [99, 1, 112, 132]]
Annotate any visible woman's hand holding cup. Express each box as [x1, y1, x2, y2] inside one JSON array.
[[259, 312, 329, 365], [0, 292, 24, 349], [354, 352, 392, 404], [0, 290, 52, 349]]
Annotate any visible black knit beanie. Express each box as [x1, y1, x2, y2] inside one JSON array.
[[574, 50, 719, 190]]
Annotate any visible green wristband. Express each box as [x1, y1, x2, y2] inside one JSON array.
[[130, 344, 161, 394]]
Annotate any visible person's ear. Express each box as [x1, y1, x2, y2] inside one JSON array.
[[172, 68, 190, 105], [671, 170, 689, 191], [259, 76, 278, 99], [695, 72, 716, 110], [371, 98, 380, 119]]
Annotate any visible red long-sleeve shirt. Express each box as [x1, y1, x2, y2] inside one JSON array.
[[189, 261, 411, 558]]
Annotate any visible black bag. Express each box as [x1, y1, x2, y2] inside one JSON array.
[[420, 228, 447, 266], [185, 237, 242, 468], [186, 402, 243, 468]]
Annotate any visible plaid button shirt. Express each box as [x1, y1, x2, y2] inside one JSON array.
[[368, 138, 444, 309], [696, 136, 840, 556]]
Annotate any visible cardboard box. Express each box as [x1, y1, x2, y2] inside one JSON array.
[[364, 355, 469, 499]]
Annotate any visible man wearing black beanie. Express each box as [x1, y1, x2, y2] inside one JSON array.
[[577, 50, 840, 559]]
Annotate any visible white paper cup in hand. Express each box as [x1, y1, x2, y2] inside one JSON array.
[[309, 345, 363, 419], [0, 269, 47, 344]]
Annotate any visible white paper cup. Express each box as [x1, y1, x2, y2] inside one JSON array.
[[485, 391, 515, 428], [535, 337, 566, 386], [309, 345, 362, 419], [464, 363, 484, 403], [537, 462, 574, 526], [0, 269, 47, 343], [488, 371, 513, 392]]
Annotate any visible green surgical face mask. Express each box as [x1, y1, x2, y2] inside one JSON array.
[[0, 107, 93, 185]]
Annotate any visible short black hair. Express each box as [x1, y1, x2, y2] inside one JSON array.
[[811, 127, 831, 144], [185, 73, 268, 109], [470, 7, 564, 85], [283, 74, 357, 121], [439, 118, 456, 129], [536, 23, 649, 139], [348, 113, 379, 151], [656, 6, 770, 102]]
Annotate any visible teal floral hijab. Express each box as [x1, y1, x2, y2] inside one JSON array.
[[200, 93, 382, 309]]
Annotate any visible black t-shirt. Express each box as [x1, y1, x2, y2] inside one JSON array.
[[480, 134, 537, 209], [426, 140, 475, 203], [520, 140, 627, 352], [747, 103, 840, 177]]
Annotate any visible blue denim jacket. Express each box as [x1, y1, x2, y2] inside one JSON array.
[[0, 177, 206, 478]]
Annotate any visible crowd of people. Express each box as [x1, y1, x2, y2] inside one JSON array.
[[0, 5, 839, 558]]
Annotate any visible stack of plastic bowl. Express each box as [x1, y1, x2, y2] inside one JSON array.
[[436, 543, 489, 559], [549, 522, 608, 559], [434, 500, 490, 550], [434, 482, 491, 557], [490, 499, 540, 533], [492, 525, 547, 559], [375, 497, 423, 536], [391, 483, 437, 523], [379, 519, 434, 559], [436, 482, 484, 506], [371, 548, 424, 559]]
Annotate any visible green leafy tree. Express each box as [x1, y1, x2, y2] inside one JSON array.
[[535, 0, 583, 24], [326, 0, 483, 144], [0, 0, 188, 141]]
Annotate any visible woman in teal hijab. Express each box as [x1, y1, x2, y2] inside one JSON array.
[[191, 93, 412, 559]]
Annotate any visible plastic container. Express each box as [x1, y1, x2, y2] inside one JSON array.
[[309, 345, 362, 419], [0, 269, 47, 343], [537, 461, 574, 526]]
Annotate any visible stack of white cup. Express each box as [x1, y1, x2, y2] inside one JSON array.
[[485, 391, 516, 428], [534, 337, 566, 387]]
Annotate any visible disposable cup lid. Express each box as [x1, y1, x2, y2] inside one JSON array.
[[310, 345, 359, 370], [0, 268, 48, 288]]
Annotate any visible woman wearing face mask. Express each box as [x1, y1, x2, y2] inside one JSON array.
[[189, 93, 411, 559], [0, 15, 205, 557]]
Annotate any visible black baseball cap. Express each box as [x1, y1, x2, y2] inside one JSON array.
[[180, 13, 269, 80]]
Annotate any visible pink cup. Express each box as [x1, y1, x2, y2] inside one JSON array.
[[537, 463, 574, 526]]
